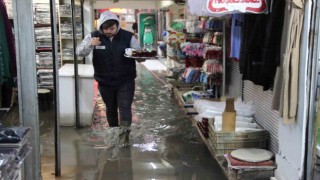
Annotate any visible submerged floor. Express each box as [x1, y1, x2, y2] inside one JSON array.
[[4, 61, 227, 180]]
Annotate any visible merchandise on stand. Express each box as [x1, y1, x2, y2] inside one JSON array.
[[224, 148, 276, 179], [0, 127, 31, 180]]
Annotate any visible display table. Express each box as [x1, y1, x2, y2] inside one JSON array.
[[59, 64, 94, 126]]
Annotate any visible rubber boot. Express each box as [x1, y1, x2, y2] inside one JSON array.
[[118, 121, 131, 147], [104, 127, 119, 146]]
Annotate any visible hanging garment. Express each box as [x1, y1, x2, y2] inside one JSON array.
[[0, 14, 12, 85], [199, 72, 208, 84], [185, 68, 195, 83], [0, 0, 16, 78], [260, 0, 285, 91], [191, 70, 201, 83], [203, 32, 214, 44], [206, 18, 211, 30], [230, 14, 244, 60], [273, 0, 304, 124], [239, 14, 267, 86], [239, 0, 285, 90]]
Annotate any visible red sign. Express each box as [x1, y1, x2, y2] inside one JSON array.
[[207, 0, 268, 14]]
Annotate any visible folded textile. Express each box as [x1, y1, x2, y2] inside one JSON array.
[[227, 154, 274, 166], [194, 98, 255, 117], [214, 119, 257, 129], [214, 126, 261, 132], [214, 115, 253, 123]]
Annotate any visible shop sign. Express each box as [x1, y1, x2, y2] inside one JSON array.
[[206, 0, 268, 14]]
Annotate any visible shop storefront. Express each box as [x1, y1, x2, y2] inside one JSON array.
[[1, 0, 320, 179], [158, 0, 320, 179]]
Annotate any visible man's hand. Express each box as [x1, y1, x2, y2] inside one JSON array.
[[91, 37, 101, 46], [133, 33, 138, 39]]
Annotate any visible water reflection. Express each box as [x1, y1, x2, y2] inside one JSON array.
[[96, 146, 133, 180], [77, 63, 227, 179]]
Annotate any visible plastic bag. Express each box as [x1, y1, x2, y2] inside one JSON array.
[[214, 126, 262, 132], [193, 98, 255, 117], [214, 115, 253, 123]]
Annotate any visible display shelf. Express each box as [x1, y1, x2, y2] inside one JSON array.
[[58, 0, 83, 65], [59, 15, 81, 18], [171, 84, 274, 180], [38, 85, 54, 89], [60, 37, 82, 40], [34, 24, 51, 28], [37, 67, 53, 69], [62, 58, 83, 61], [34, 3, 59, 93], [0, 127, 31, 148], [0, 126, 32, 180], [37, 68, 55, 85], [36, 48, 52, 52]]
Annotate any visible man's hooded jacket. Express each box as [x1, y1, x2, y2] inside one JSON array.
[[77, 11, 140, 85]]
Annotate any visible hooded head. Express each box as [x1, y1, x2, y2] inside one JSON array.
[[98, 11, 121, 38]]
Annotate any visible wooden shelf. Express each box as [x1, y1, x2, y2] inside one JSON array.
[[34, 24, 51, 28], [62, 59, 83, 61], [59, 15, 81, 18], [37, 67, 53, 69], [60, 37, 82, 40], [36, 49, 52, 52]]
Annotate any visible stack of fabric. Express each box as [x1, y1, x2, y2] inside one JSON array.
[[194, 98, 259, 132], [181, 67, 202, 84], [182, 90, 214, 104], [185, 21, 204, 34], [225, 148, 276, 178], [181, 42, 206, 57], [166, 30, 186, 44], [227, 148, 274, 166]]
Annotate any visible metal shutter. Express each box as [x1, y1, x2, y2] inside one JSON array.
[[225, 61, 242, 98], [225, 61, 279, 153], [243, 81, 279, 153]]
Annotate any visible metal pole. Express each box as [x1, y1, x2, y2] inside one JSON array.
[[157, 10, 161, 41], [49, 0, 61, 176], [12, 0, 41, 179], [306, 1, 320, 179], [71, 0, 81, 128], [80, 0, 85, 64], [155, 12, 158, 50], [80, 0, 85, 39], [222, 19, 226, 97]]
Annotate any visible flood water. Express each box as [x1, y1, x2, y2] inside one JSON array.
[[6, 61, 227, 180]]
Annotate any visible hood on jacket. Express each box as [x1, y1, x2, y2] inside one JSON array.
[[98, 11, 121, 33]]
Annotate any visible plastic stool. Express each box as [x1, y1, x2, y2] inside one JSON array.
[[38, 88, 51, 110]]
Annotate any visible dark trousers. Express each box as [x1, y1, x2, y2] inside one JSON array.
[[98, 80, 135, 127]]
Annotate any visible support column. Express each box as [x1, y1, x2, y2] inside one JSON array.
[[222, 20, 226, 97], [12, 0, 41, 179]]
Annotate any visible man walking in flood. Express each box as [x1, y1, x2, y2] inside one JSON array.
[[77, 11, 140, 146]]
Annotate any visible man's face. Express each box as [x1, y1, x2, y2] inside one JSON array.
[[102, 24, 118, 38]]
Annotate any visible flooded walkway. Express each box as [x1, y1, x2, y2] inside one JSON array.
[[39, 61, 227, 179]]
